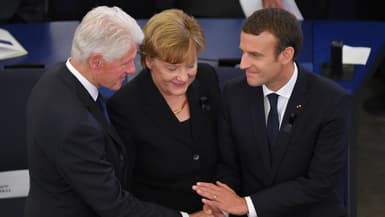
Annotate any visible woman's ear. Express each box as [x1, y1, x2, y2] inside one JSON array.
[[145, 56, 153, 70]]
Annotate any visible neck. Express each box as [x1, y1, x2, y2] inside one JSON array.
[[163, 94, 187, 115], [173, 98, 187, 115], [70, 58, 98, 88], [268, 62, 295, 91]]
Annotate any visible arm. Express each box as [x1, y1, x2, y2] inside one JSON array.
[[56, 118, 181, 217], [215, 82, 242, 190]]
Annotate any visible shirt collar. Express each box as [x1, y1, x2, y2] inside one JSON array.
[[66, 58, 99, 101], [262, 62, 298, 99]]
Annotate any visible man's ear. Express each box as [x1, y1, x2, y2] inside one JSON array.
[[88, 53, 103, 70], [279, 46, 295, 64]]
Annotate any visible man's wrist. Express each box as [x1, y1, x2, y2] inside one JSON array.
[[245, 196, 258, 217]]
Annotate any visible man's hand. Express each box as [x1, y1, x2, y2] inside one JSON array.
[[204, 204, 225, 217], [189, 209, 214, 217], [192, 181, 248, 216]]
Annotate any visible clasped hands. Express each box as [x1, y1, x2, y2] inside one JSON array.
[[192, 181, 248, 217]]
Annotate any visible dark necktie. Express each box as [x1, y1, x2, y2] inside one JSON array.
[[267, 93, 279, 146], [96, 94, 110, 123]]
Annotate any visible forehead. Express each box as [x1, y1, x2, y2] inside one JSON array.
[[239, 31, 277, 52]]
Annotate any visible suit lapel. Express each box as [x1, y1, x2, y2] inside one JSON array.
[[187, 78, 212, 151], [271, 69, 308, 177], [88, 102, 126, 149], [61, 66, 125, 151], [249, 86, 273, 179]]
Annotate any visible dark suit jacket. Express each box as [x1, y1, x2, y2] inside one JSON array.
[[107, 63, 221, 213], [217, 66, 351, 217], [24, 63, 181, 217]]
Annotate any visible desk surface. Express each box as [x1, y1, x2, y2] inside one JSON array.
[[0, 19, 315, 68], [1, 20, 385, 93]]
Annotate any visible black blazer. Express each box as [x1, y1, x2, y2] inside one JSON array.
[[24, 63, 181, 217], [107, 63, 221, 213], [217, 66, 351, 217]]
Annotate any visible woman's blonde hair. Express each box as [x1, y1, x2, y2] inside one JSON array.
[[140, 9, 205, 68]]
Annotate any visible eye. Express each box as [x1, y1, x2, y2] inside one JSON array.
[[249, 52, 259, 57], [167, 66, 177, 71]]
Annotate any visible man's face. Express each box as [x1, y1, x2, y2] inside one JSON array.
[[95, 44, 137, 91], [239, 31, 286, 90]]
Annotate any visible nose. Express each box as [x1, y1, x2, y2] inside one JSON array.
[[125, 61, 136, 75], [239, 53, 249, 70], [176, 68, 190, 82]]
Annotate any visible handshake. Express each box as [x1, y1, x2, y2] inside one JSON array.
[[190, 181, 249, 217]]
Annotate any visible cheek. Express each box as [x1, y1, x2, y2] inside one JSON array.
[[125, 62, 136, 73], [188, 72, 197, 83]]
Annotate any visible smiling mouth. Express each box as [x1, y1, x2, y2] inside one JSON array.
[[174, 82, 186, 87]]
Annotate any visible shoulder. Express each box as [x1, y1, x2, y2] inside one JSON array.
[[222, 75, 252, 97], [298, 68, 351, 110], [108, 69, 148, 105], [195, 63, 218, 84], [300, 68, 349, 98], [194, 63, 222, 96]]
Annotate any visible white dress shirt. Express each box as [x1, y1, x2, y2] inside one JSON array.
[[66, 58, 99, 101]]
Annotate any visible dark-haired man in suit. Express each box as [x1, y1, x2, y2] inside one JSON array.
[[193, 8, 351, 217]]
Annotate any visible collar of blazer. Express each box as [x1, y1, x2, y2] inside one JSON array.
[[60, 65, 126, 150]]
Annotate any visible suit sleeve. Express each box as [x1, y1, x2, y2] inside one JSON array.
[[55, 117, 181, 217], [216, 82, 242, 191], [250, 94, 352, 217]]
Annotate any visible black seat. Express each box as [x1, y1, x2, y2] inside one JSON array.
[[0, 67, 44, 217]]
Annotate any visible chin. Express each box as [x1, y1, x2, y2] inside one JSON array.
[[246, 78, 261, 87], [169, 89, 187, 96], [109, 83, 122, 91]]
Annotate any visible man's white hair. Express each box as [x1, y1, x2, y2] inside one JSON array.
[[71, 6, 144, 63]]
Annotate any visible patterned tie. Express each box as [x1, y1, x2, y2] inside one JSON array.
[[96, 93, 110, 123], [267, 93, 279, 146]]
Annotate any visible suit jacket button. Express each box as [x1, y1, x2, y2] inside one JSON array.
[[119, 154, 124, 161], [193, 154, 200, 160]]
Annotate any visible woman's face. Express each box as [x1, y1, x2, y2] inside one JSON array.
[[146, 55, 198, 97]]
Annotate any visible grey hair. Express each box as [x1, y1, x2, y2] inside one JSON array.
[[71, 6, 144, 63]]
